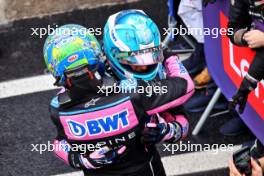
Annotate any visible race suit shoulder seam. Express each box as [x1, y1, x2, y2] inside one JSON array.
[[59, 96, 131, 116]]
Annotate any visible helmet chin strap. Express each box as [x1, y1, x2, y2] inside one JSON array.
[[67, 78, 102, 100], [63, 64, 103, 93], [68, 72, 102, 91]]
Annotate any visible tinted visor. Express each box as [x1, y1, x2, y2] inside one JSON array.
[[115, 45, 164, 66]]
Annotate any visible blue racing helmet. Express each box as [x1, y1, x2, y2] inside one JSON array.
[[103, 9, 164, 80]]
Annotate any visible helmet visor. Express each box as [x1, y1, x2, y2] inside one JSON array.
[[115, 45, 164, 66]]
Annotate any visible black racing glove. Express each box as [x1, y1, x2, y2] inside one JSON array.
[[141, 114, 182, 145], [229, 75, 258, 114], [68, 146, 127, 170], [141, 122, 170, 145], [203, 0, 216, 7]]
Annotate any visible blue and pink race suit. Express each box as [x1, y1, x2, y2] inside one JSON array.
[[49, 56, 194, 176]]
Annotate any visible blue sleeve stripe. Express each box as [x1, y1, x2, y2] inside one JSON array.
[[50, 96, 59, 108]]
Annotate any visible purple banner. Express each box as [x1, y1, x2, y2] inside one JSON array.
[[203, 0, 264, 144]]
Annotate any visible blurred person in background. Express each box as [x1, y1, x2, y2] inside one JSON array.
[[228, 0, 264, 113], [174, 0, 248, 136], [175, 0, 227, 114], [227, 0, 264, 175]]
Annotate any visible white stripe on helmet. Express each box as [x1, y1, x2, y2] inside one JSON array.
[[139, 42, 155, 50], [108, 10, 147, 52]]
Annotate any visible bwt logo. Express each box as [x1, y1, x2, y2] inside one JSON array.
[[67, 110, 129, 137]]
